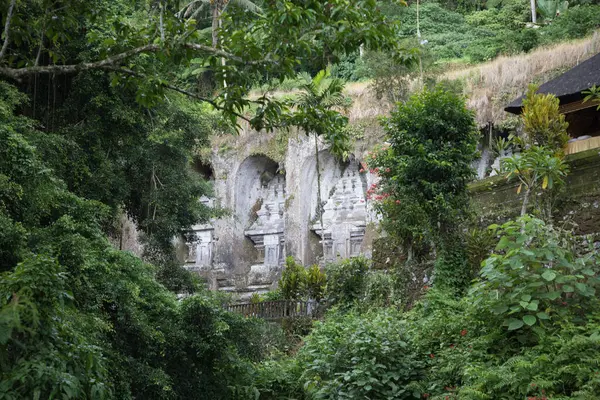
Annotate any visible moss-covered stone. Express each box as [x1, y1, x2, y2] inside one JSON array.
[[470, 149, 600, 233]]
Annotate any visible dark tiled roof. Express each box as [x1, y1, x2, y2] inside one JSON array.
[[505, 51, 600, 114]]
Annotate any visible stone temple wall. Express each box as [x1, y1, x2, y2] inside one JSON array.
[[470, 148, 600, 234], [182, 129, 381, 299]]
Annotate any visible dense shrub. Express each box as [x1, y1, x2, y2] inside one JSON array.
[[368, 87, 479, 291], [0, 84, 278, 400], [299, 310, 425, 399], [325, 256, 369, 308], [278, 257, 327, 301], [250, 216, 600, 399], [542, 6, 600, 43]]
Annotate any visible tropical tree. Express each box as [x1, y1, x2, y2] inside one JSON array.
[[0, 0, 407, 131], [368, 87, 480, 291], [178, 0, 261, 47], [291, 70, 351, 258], [521, 84, 569, 151], [502, 85, 570, 220], [502, 145, 569, 218]]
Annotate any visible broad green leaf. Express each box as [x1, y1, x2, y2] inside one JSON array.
[[541, 270, 556, 281], [507, 319, 524, 331], [536, 312, 550, 320], [492, 304, 509, 314], [563, 285, 574, 293], [575, 282, 590, 295], [522, 315, 537, 326], [526, 302, 538, 311]]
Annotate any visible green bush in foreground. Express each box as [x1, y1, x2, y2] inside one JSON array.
[[249, 216, 600, 399]]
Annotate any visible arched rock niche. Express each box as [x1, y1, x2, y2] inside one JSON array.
[[235, 155, 279, 228], [232, 154, 284, 294]]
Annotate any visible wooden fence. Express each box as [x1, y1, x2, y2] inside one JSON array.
[[226, 300, 324, 320]]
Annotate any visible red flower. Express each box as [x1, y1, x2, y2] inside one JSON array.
[[460, 329, 468, 336], [395, 200, 401, 204], [429, 353, 435, 359], [449, 344, 455, 349], [359, 168, 364, 173], [423, 394, 429, 399], [385, 168, 391, 172]]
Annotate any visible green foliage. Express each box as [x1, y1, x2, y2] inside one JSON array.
[[465, 227, 496, 273], [541, 5, 600, 43], [522, 84, 570, 150], [290, 69, 352, 159], [369, 87, 479, 291], [305, 264, 327, 301], [583, 84, 600, 110], [250, 216, 600, 400], [299, 310, 424, 399], [472, 216, 600, 332], [376, 87, 479, 234], [0, 82, 277, 399], [279, 257, 308, 300], [325, 256, 370, 309], [502, 145, 569, 217], [278, 257, 327, 301], [362, 46, 424, 102], [537, 0, 570, 20]]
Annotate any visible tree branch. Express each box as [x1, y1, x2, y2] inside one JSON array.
[[183, 42, 273, 66], [0, 44, 161, 80], [0, 41, 271, 81], [100, 66, 256, 125], [184, 42, 246, 64], [0, 0, 17, 62]]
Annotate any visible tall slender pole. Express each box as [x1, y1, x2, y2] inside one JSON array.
[[416, 0, 424, 90]]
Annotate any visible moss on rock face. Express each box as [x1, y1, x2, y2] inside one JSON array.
[[470, 149, 600, 233]]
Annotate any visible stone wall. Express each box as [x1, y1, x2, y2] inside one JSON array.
[[183, 128, 381, 299], [470, 148, 600, 233]]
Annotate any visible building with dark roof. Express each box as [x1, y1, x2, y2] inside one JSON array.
[[505, 52, 600, 154]]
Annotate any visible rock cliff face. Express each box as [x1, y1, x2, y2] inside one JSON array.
[[183, 129, 380, 299]]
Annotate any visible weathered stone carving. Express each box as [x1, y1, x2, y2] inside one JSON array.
[[185, 196, 215, 270], [311, 162, 367, 262], [180, 133, 378, 298], [245, 175, 286, 269]]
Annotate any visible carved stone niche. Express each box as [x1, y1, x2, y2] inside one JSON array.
[[185, 228, 214, 270], [312, 162, 367, 262], [185, 196, 215, 271], [244, 175, 286, 269]]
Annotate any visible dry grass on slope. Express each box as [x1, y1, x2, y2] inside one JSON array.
[[247, 31, 600, 131], [445, 31, 600, 126]]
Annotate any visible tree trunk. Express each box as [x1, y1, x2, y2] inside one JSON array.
[[314, 133, 327, 260], [521, 186, 531, 217], [212, 2, 220, 48], [530, 0, 537, 24]]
